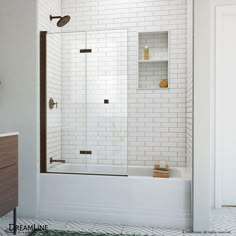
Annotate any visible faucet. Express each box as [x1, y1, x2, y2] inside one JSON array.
[[50, 157, 65, 164]]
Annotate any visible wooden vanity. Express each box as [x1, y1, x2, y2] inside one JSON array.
[[0, 133, 18, 235]]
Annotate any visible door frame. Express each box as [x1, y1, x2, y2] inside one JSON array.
[[212, 1, 236, 208], [215, 5, 224, 209], [40, 31, 47, 173]]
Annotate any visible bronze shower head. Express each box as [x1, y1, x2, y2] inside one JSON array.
[[50, 15, 71, 27]]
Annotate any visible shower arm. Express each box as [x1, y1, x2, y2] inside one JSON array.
[[50, 15, 62, 21]]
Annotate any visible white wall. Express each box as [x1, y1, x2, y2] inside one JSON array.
[[38, 0, 62, 168], [194, 0, 236, 228], [210, 0, 236, 208], [61, 0, 188, 167], [193, 0, 211, 231], [0, 0, 38, 216]]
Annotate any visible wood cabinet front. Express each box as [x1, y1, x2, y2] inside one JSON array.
[[0, 165, 18, 216], [0, 135, 18, 169], [0, 135, 18, 217]]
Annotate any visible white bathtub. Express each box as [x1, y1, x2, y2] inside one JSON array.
[[38, 165, 192, 229]]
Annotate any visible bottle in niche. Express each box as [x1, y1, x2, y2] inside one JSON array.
[[144, 45, 149, 60]]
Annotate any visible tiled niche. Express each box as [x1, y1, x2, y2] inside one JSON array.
[[138, 31, 169, 89]]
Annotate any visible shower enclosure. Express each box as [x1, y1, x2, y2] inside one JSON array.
[[38, 0, 193, 228], [40, 30, 128, 176]]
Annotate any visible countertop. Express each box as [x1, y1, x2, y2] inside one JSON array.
[[0, 132, 19, 138]]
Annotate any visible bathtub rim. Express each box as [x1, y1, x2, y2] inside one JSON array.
[[46, 164, 191, 180]]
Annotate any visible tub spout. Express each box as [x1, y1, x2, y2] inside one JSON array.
[[50, 157, 66, 164]]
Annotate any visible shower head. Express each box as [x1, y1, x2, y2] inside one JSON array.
[[50, 15, 71, 27], [57, 15, 71, 27]]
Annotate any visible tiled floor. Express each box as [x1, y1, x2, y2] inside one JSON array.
[[0, 208, 235, 236]]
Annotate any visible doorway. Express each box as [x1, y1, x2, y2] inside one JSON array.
[[216, 5, 236, 206]]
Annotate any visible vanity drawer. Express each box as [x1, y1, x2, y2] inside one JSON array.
[[0, 164, 18, 216], [0, 135, 18, 169]]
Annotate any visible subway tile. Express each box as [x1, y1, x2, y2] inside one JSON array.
[[39, 0, 193, 169]]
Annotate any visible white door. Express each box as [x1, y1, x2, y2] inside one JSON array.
[[216, 5, 236, 206]]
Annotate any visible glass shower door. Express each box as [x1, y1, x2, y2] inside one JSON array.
[[46, 30, 128, 176], [86, 30, 128, 175], [60, 32, 87, 169], [46, 31, 87, 173]]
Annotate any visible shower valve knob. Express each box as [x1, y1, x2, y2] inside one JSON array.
[[49, 98, 58, 109]]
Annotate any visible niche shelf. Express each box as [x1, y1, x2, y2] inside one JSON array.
[[138, 31, 169, 89]]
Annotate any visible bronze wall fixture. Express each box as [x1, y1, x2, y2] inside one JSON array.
[[80, 151, 92, 155], [50, 158, 66, 164], [50, 15, 71, 27], [49, 98, 58, 109], [80, 49, 92, 53]]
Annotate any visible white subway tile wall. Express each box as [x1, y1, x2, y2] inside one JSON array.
[[62, 30, 127, 167], [39, 0, 193, 169], [61, 30, 128, 167], [60, 0, 189, 167], [39, 0, 62, 168], [86, 30, 128, 166], [186, 0, 193, 170]]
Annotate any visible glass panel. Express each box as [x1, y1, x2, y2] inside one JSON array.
[[46, 30, 128, 175], [46, 32, 87, 172], [60, 32, 87, 166], [86, 30, 128, 175]]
